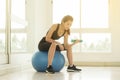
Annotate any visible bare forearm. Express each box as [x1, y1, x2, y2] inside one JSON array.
[[45, 37, 61, 45], [63, 43, 68, 49], [45, 37, 54, 43]]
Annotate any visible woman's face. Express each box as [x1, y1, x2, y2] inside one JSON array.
[[63, 20, 72, 30]]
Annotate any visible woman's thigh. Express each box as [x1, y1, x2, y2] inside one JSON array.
[[38, 42, 62, 51]]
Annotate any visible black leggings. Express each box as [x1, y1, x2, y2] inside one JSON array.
[[38, 37, 62, 51]]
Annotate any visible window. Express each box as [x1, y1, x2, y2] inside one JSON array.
[[53, 0, 80, 28], [81, 33, 111, 52], [0, 0, 6, 52], [11, 33, 27, 52], [81, 0, 108, 28], [53, 0, 110, 53], [11, 0, 26, 29], [11, 0, 27, 52], [0, 34, 5, 52], [0, 0, 8, 64], [0, 0, 27, 64]]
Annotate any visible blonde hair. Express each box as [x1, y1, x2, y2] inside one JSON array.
[[61, 15, 73, 35], [61, 15, 73, 23]]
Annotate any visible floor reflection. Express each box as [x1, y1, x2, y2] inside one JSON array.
[[81, 68, 111, 80], [64, 72, 82, 80], [32, 72, 65, 80], [32, 68, 112, 80], [1, 67, 120, 80]]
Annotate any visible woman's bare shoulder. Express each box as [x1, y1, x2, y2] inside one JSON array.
[[50, 24, 58, 30]]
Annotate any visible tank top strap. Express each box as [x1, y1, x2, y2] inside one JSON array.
[[56, 24, 60, 32], [45, 24, 59, 36]]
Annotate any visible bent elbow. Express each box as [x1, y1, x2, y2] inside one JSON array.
[[45, 37, 49, 42]]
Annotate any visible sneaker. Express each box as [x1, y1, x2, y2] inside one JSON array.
[[46, 65, 55, 74], [67, 65, 82, 72]]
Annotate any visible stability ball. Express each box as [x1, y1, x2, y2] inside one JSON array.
[[32, 51, 65, 72]]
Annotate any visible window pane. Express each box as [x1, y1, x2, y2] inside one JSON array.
[[0, 34, 5, 52], [81, 0, 108, 28], [11, 33, 27, 52], [81, 33, 111, 52], [0, 0, 5, 51], [53, 0, 80, 28], [11, 0, 26, 29], [0, 0, 6, 29]]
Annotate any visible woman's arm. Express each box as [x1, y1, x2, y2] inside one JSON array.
[[64, 32, 80, 49], [70, 39, 80, 46], [64, 32, 69, 49], [46, 24, 64, 50], [45, 24, 57, 43], [45, 24, 63, 45]]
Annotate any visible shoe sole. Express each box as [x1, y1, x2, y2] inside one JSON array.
[[45, 70, 55, 74], [67, 69, 75, 72], [67, 69, 82, 72]]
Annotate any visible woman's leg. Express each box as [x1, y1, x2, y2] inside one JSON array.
[[66, 45, 82, 72], [66, 45, 73, 66], [47, 42, 57, 67]]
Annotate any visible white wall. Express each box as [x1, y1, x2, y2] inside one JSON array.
[[110, 0, 120, 58], [33, 0, 52, 51]]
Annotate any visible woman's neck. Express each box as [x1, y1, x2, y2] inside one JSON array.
[[57, 24, 65, 36], [59, 24, 65, 31]]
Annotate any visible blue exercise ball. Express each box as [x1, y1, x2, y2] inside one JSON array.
[[32, 51, 65, 72]]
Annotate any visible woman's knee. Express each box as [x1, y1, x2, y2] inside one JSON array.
[[51, 42, 57, 47], [66, 44, 72, 50]]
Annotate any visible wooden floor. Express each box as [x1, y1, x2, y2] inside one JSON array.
[[0, 66, 120, 80]]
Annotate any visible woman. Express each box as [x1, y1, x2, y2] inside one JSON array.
[[38, 15, 81, 73]]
